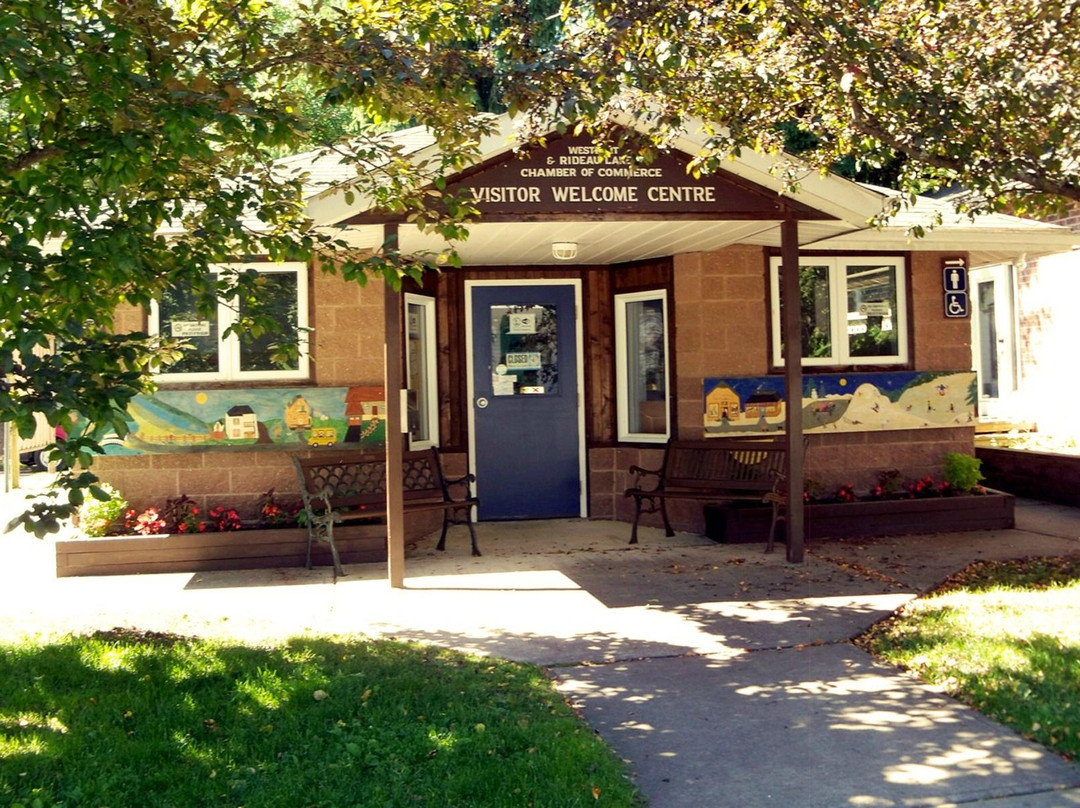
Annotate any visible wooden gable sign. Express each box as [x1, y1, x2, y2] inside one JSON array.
[[443, 133, 825, 220]]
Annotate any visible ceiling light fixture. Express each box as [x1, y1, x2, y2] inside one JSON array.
[[551, 241, 578, 261]]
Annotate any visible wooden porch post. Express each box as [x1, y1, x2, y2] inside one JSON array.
[[4, 423, 18, 492], [780, 216, 806, 562], [383, 224, 406, 588]]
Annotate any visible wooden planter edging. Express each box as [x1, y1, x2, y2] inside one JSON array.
[[55, 524, 386, 578], [705, 489, 1016, 544], [976, 447, 1080, 508]]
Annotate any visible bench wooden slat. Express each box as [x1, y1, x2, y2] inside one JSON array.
[[625, 437, 792, 553], [292, 447, 480, 574]]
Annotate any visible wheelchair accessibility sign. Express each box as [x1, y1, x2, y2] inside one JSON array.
[[945, 291, 969, 318]]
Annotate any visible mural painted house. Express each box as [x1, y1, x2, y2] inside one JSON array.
[[93, 114, 1077, 554], [705, 383, 741, 426], [225, 406, 257, 441], [284, 395, 312, 431]]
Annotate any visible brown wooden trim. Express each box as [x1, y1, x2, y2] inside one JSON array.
[[583, 266, 612, 445], [765, 247, 911, 259], [442, 271, 469, 452]]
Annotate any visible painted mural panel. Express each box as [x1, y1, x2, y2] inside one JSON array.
[[93, 386, 386, 456], [703, 372, 977, 435]]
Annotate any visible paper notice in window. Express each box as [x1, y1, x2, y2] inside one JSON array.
[[492, 375, 516, 396], [171, 320, 211, 337], [508, 312, 536, 334]]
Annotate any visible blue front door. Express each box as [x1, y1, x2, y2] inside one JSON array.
[[470, 283, 581, 519]]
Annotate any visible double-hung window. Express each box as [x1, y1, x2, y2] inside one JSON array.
[[769, 256, 908, 367], [615, 290, 670, 442], [405, 293, 439, 449], [150, 262, 309, 382]]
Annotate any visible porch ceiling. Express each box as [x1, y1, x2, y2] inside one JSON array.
[[328, 215, 1077, 269], [335, 219, 862, 266]]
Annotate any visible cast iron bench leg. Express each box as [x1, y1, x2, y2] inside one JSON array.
[[436, 515, 449, 552], [660, 498, 674, 537], [765, 495, 784, 554], [465, 518, 481, 557], [629, 495, 643, 544], [437, 506, 483, 557], [326, 527, 344, 577]]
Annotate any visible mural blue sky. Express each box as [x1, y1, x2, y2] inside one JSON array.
[[91, 386, 386, 454], [705, 371, 977, 435]]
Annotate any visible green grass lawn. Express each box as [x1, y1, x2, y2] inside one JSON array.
[[0, 631, 642, 807], [858, 556, 1080, 760]]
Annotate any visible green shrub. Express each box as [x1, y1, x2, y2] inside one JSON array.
[[942, 453, 984, 492], [78, 483, 128, 537]]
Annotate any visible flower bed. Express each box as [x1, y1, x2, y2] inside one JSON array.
[[705, 489, 1015, 544], [55, 524, 387, 578], [61, 488, 386, 577], [705, 460, 1015, 544]]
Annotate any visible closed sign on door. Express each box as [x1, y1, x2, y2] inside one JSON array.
[[504, 352, 541, 370]]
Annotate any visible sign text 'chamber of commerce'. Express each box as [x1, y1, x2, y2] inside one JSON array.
[[447, 135, 789, 217]]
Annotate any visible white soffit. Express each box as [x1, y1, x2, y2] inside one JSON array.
[[339, 215, 1076, 267], [397, 219, 835, 266]]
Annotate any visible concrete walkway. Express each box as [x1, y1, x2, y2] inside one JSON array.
[[2, 477, 1080, 807]]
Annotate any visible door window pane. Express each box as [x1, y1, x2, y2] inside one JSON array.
[[778, 264, 832, 360], [846, 263, 899, 358], [978, 280, 999, 397], [615, 290, 669, 442], [624, 297, 667, 435], [406, 295, 438, 446], [159, 275, 220, 374], [489, 304, 559, 395], [238, 272, 301, 371]]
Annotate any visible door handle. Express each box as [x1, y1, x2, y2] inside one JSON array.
[[476, 397, 489, 409]]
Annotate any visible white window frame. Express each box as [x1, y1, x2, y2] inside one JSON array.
[[149, 262, 310, 383], [769, 255, 909, 367], [404, 293, 439, 450], [615, 289, 671, 443]]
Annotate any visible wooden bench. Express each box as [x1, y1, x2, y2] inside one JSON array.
[[624, 437, 791, 553], [291, 447, 480, 575]]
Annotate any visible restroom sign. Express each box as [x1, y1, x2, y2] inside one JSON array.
[[942, 258, 969, 319]]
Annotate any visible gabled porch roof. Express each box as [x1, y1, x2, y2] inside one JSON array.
[[304, 114, 1078, 268]]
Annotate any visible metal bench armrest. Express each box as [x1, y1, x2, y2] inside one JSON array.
[[627, 464, 663, 492]]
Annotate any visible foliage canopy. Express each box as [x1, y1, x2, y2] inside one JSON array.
[[500, 0, 1080, 220], [1, 0, 492, 533]]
